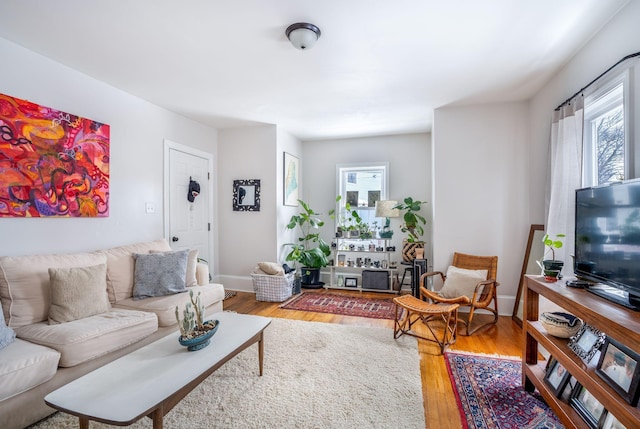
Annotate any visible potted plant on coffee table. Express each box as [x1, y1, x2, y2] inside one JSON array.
[[285, 199, 331, 288], [175, 290, 219, 351], [393, 197, 427, 262]]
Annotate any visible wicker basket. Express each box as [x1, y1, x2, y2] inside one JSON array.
[[540, 312, 583, 338], [251, 270, 294, 302]]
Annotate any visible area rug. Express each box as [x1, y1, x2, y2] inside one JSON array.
[[280, 291, 398, 319], [30, 318, 423, 429], [445, 351, 563, 429]]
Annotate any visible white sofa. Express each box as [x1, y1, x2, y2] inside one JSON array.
[[0, 239, 225, 429]]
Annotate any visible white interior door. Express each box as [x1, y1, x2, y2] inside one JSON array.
[[167, 144, 212, 265]]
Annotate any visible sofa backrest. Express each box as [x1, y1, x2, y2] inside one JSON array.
[[0, 239, 172, 328], [98, 239, 171, 303], [0, 252, 106, 328]]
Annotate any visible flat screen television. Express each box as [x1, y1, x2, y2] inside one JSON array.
[[574, 179, 640, 310]]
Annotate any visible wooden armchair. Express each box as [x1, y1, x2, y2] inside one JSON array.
[[420, 252, 499, 335]]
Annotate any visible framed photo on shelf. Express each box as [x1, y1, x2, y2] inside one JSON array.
[[601, 411, 627, 429], [568, 323, 606, 363], [570, 384, 606, 429], [544, 358, 571, 396], [595, 337, 640, 405], [560, 375, 577, 402], [345, 277, 357, 288]]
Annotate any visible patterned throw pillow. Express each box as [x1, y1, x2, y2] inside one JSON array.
[[132, 250, 188, 300], [48, 264, 111, 324], [0, 305, 16, 350], [150, 248, 199, 286]]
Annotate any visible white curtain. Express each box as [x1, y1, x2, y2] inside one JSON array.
[[545, 96, 583, 271]]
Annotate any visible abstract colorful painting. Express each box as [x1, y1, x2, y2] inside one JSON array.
[[0, 93, 110, 217]]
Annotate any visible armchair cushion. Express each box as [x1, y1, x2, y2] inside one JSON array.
[[438, 266, 488, 299]]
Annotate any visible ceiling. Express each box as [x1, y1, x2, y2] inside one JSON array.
[[0, 0, 630, 141]]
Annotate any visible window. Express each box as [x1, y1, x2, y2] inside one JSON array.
[[335, 163, 388, 231], [583, 73, 628, 186]]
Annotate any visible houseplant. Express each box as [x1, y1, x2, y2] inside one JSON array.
[[538, 233, 565, 281], [175, 290, 219, 351], [330, 195, 371, 238], [285, 199, 331, 287], [393, 197, 427, 262]]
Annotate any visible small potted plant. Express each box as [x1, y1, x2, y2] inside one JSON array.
[[285, 199, 331, 287], [393, 197, 427, 262], [175, 290, 219, 351], [538, 233, 565, 281]]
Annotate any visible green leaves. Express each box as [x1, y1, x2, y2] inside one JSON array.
[[284, 199, 330, 269], [393, 197, 427, 243]]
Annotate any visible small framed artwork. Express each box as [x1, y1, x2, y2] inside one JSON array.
[[283, 152, 299, 206], [367, 190, 380, 207], [570, 384, 606, 428], [345, 277, 358, 288], [346, 191, 359, 207], [601, 412, 627, 429], [596, 337, 640, 405], [233, 179, 261, 211], [568, 323, 606, 363], [544, 358, 571, 396]]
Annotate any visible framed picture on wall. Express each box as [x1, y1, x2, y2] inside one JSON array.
[[283, 152, 299, 206]]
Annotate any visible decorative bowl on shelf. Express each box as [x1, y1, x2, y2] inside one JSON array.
[[178, 320, 219, 351], [540, 312, 582, 338]]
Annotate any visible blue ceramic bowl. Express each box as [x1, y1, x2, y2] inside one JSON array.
[[178, 320, 219, 351]]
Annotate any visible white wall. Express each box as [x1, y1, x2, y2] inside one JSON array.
[[432, 102, 529, 315], [216, 125, 277, 290], [302, 133, 431, 272], [0, 37, 217, 257]]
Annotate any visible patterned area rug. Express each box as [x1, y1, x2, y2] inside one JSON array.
[[445, 351, 564, 429], [280, 292, 398, 319]]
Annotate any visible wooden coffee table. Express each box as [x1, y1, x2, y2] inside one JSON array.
[[45, 312, 271, 429]]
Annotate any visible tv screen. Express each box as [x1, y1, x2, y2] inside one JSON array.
[[574, 179, 640, 310]]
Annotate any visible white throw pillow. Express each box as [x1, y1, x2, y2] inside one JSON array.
[[438, 266, 488, 299], [48, 264, 111, 324], [257, 262, 284, 276]]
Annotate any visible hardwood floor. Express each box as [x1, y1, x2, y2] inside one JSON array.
[[223, 289, 522, 429]]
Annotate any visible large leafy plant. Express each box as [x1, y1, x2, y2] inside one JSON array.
[[285, 199, 331, 269], [393, 197, 427, 243]]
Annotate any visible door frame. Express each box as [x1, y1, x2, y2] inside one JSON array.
[[163, 139, 215, 275]]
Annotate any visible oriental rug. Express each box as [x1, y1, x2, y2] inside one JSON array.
[[445, 351, 564, 429], [31, 318, 424, 428], [280, 291, 398, 319]]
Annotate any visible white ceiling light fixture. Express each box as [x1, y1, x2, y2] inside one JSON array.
[[285, 22, 321, 50]]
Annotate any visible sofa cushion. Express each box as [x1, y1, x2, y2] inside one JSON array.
[[114, 283, 225, 327], [0, 338, 60, 401], [15, 309, 158, 367], [0, 252, 106, 328], [133, 250, 188, 300], [0, 302, 16, 350], [150, 248, 199, 286], [100, 239, 172, 303], [48, 264, 111, 324]]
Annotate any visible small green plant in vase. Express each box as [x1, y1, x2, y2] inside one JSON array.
[[538, 233, 565, 282], [175, 290, 219, 351]]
